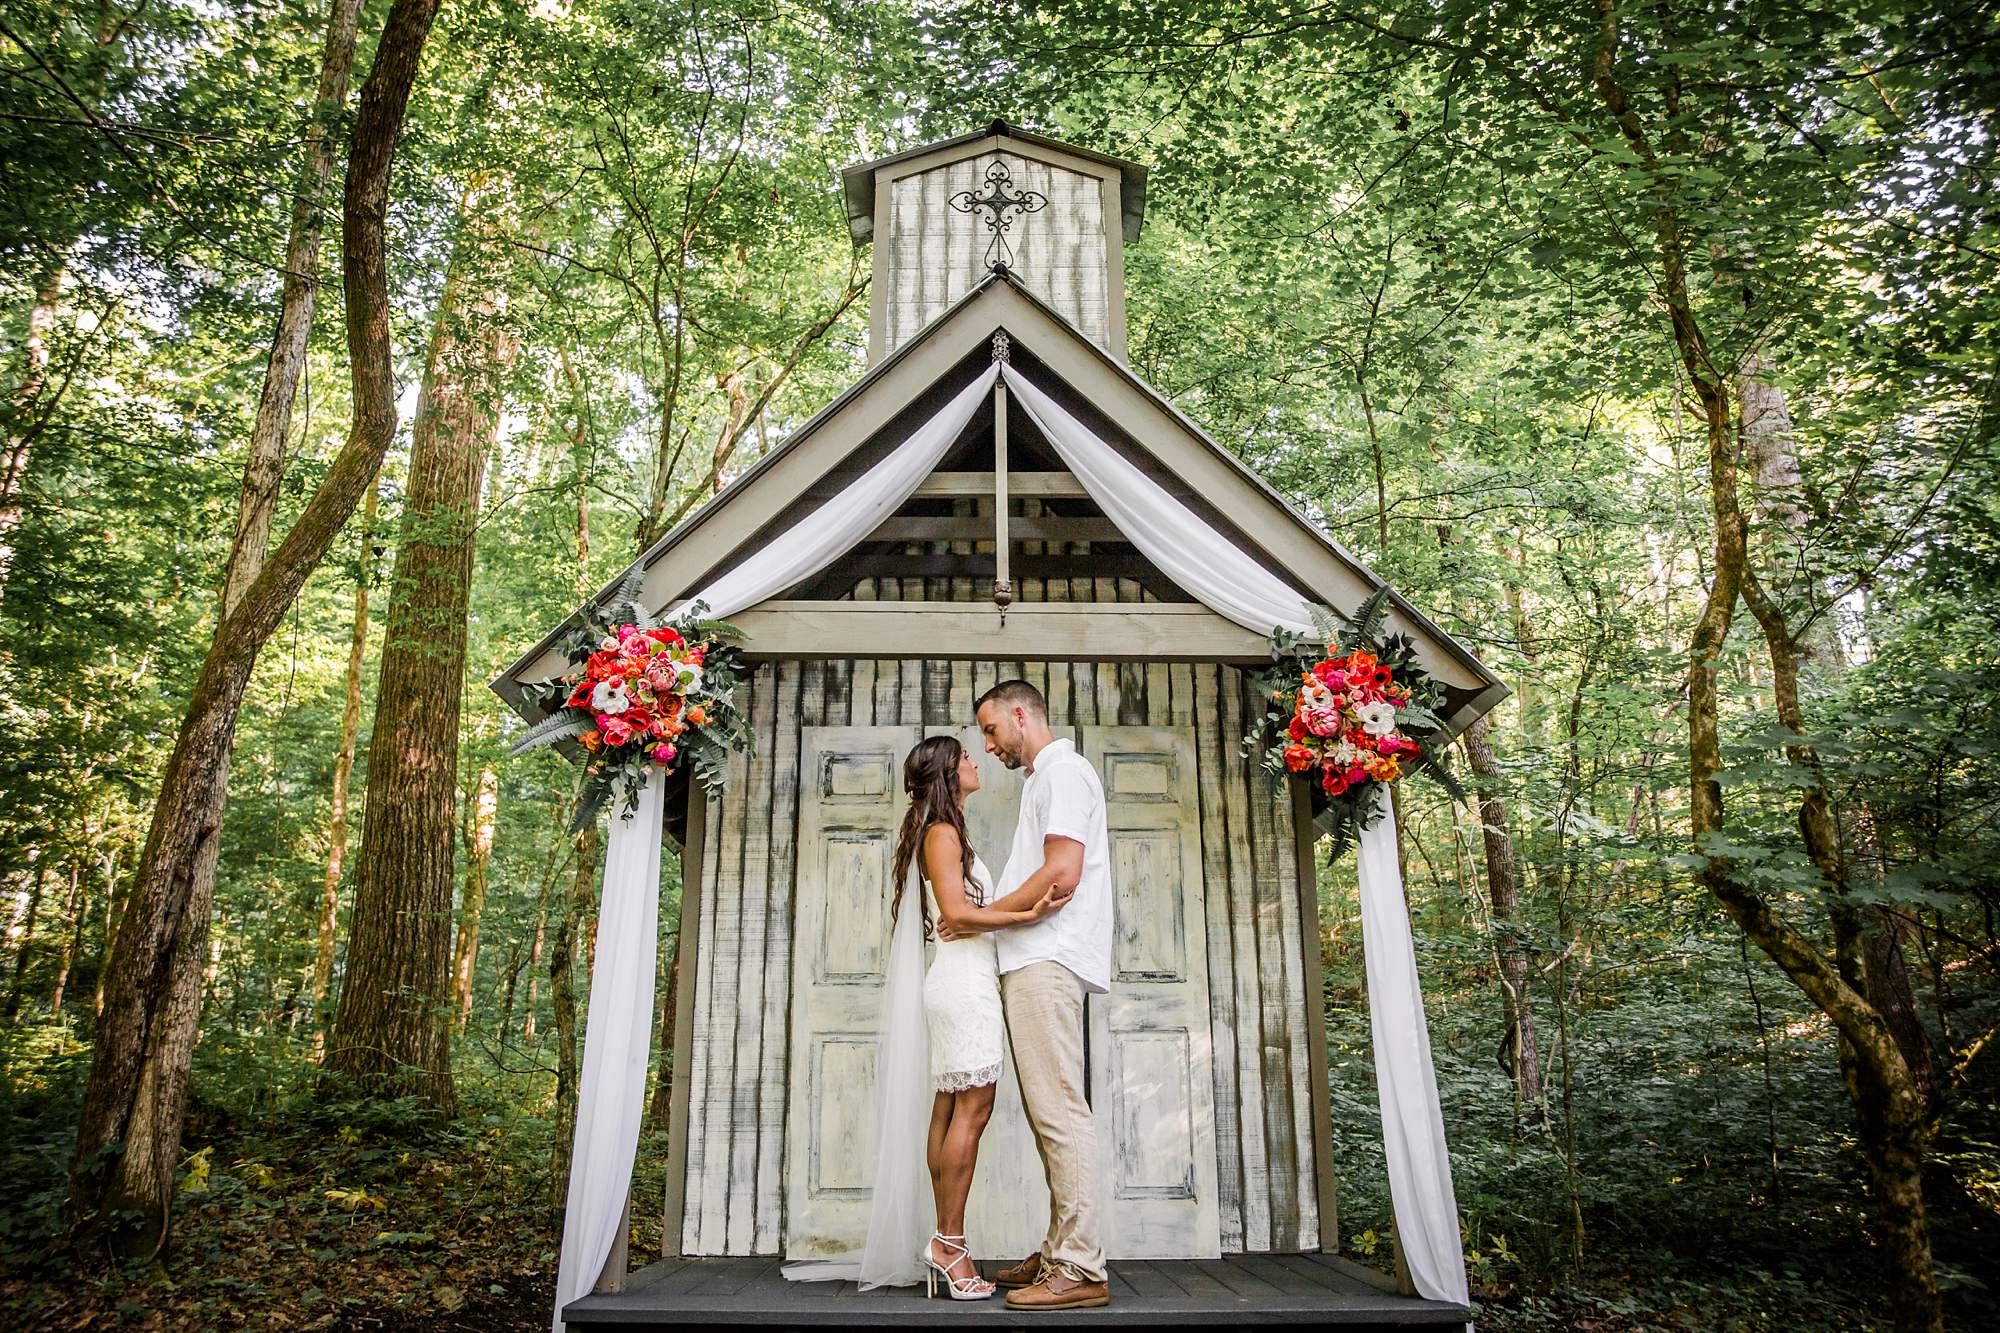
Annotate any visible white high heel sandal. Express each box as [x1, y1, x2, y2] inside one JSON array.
[[923, 1233, 995, 1300]]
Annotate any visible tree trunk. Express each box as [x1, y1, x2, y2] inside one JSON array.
[[68, 0, 442, 1259], [324, 172, 514, 1109], [1585, 19, 1941, 1328], [314, 476, 378, 1054], [0, 262, 65, 594], [647, 927, 680, 1130], [4, 852, 45, 1020], [548, 826, 602, 1208], [1460, 713, 1544, 1109], [451, 763, 499, 1030], [220, 0, 367, 617], [48, 862, 83, 1017]]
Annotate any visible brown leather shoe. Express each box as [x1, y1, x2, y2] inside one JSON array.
[[994, 1253, 1045, 1289], [1004, 1269, 1110, 1310]]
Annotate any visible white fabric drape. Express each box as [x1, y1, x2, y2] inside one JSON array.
[[781, 867, 935, 1288], [551, 767, 668, 1332], [997, 365, 1316, 637], [1356, 784, 1471, 1307], [677, 364, 1000, 622]]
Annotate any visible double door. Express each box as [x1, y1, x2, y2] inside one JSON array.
[[785, 723, 1219, 1260]]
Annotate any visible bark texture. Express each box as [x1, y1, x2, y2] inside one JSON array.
[[220, 0, 367, 617], [68, 0, 442, 1257], [313, 477, 378, 1052], [324, 173, 514, 1107], [0, 262, 63, 593], [451, 763, 499, 1030], [1461, 713, 1544, 1108]]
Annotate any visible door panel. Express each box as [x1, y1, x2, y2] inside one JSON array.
[[1083, 725, 1221, 1259], [786, 725, 921, 1257]]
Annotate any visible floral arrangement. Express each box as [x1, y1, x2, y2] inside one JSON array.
[[1252, 588, 1467, 854], [510, 569, 752, 831]]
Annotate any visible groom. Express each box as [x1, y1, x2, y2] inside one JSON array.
[[966, 679, 1112, 1311]]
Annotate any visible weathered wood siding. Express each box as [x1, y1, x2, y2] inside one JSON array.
[[678, 582, 1324, 1255], [885, 151, 1111, 355]]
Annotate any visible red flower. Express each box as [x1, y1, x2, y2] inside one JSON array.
[[1288, 715, 1310, 741], [1322, 769, 1349, 796], [649, 626, 683, 646]]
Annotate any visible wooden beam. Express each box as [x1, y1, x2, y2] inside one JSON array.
[[994, 376, 1010, 602], [911, 470, 1088, 499], [867, 515, 1124, 545], [729, 601, 1271, 662]]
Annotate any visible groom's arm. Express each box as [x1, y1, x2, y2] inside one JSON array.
[[937, 836, 1080, 940]]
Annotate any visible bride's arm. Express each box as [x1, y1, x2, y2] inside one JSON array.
[[923, 825, 1068, 935]]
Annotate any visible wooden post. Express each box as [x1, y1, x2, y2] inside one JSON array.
[[991, 332, 1012, 610], [660, 783, 709, 1258], [594, 1192, 630, 1293], [1292, 781, 1340, 1252]]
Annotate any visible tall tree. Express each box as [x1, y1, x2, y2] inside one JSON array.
[[312, 476, 379, 1052], [68, 0, 444, 1256], [324, 171, 515, 1107]]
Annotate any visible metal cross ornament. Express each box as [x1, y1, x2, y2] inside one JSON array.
[[950, 160, 1047, 271]]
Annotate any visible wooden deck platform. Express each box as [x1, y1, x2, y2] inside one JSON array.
[[561, 1254, 1471, 1327]]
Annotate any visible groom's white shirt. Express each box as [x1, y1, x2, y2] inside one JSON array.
[[994, 737, 1113, 994]]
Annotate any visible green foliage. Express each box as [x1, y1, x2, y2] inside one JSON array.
[[1, 0, 1997, 1328]]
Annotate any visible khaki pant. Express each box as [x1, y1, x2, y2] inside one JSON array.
[[1000, 961, 1106, 1282]]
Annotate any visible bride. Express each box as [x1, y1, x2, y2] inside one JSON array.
[[784, 735, 1067, 1299]]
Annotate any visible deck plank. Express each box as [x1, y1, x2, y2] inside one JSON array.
[[566, 1255, 1469, 1328]]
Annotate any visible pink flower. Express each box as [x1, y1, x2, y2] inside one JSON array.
[[600, 715, 635, 747], [1376, 735, 1401, 754], [651, 743, 677, 765], [1303, 704, 1342, 737], [1345, 765, 1368, 786]]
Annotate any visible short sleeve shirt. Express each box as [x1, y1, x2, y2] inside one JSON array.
[[993, 738, 1114, 994]]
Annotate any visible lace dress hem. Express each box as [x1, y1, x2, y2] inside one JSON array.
[[933, 1061, 1001, 1092]]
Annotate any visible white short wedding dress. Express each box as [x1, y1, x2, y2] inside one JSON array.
[[921, 853, 1005, 1092]]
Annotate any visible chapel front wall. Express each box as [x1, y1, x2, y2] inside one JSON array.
[[677, 582, 1325, 1257]]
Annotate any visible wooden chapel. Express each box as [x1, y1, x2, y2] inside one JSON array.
[[495, 120, 1504, 1328]]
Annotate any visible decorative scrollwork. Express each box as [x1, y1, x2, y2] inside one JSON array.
[[949, 160, 1047, 271]]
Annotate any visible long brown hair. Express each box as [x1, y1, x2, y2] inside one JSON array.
[[890, 735, 983, 938]]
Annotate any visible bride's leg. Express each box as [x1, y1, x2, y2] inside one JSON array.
[[926, 1091, 953, 1239], [936, 1083, 998, 1281]]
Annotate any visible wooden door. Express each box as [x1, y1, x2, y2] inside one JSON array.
[[785, 725, 921, 1257], [1082, 725, 1222, 1258]]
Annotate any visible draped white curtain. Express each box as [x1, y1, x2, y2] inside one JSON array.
[[549, 358, 1469, 1324], [997, 365, 1317, 637], [779, 867, 935, 1288], [551, 767, 668, 1332], [675, 364, 1000, 622], [1356, 785, 1471, 1307]]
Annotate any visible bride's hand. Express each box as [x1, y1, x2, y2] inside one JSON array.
[[1025, 883, 1073, 921]]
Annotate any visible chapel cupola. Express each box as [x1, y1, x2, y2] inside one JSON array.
[[841, 119, 1148, 364]]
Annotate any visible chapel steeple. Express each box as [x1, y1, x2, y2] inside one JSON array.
[[839, 119, 1148, 365]]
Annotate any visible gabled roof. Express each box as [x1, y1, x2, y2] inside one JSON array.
[[492, 269, 1508, 737], [840, 118, 1149, 245]]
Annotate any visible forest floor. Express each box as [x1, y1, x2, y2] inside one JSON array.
[[2, 1029, 1993, 1331]]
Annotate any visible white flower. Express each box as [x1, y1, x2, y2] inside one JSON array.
[[1300, 680, 1335, 711], [1357, 700, 1399, 737], [590, 679, 632, 715], [675, 662, 704, 696], [1331, 740, 1361, 766], [600, 635, 620, 651]]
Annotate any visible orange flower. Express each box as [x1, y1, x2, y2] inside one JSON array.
[[580, 729, 603, 752], [685, 704, 709, 726]]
